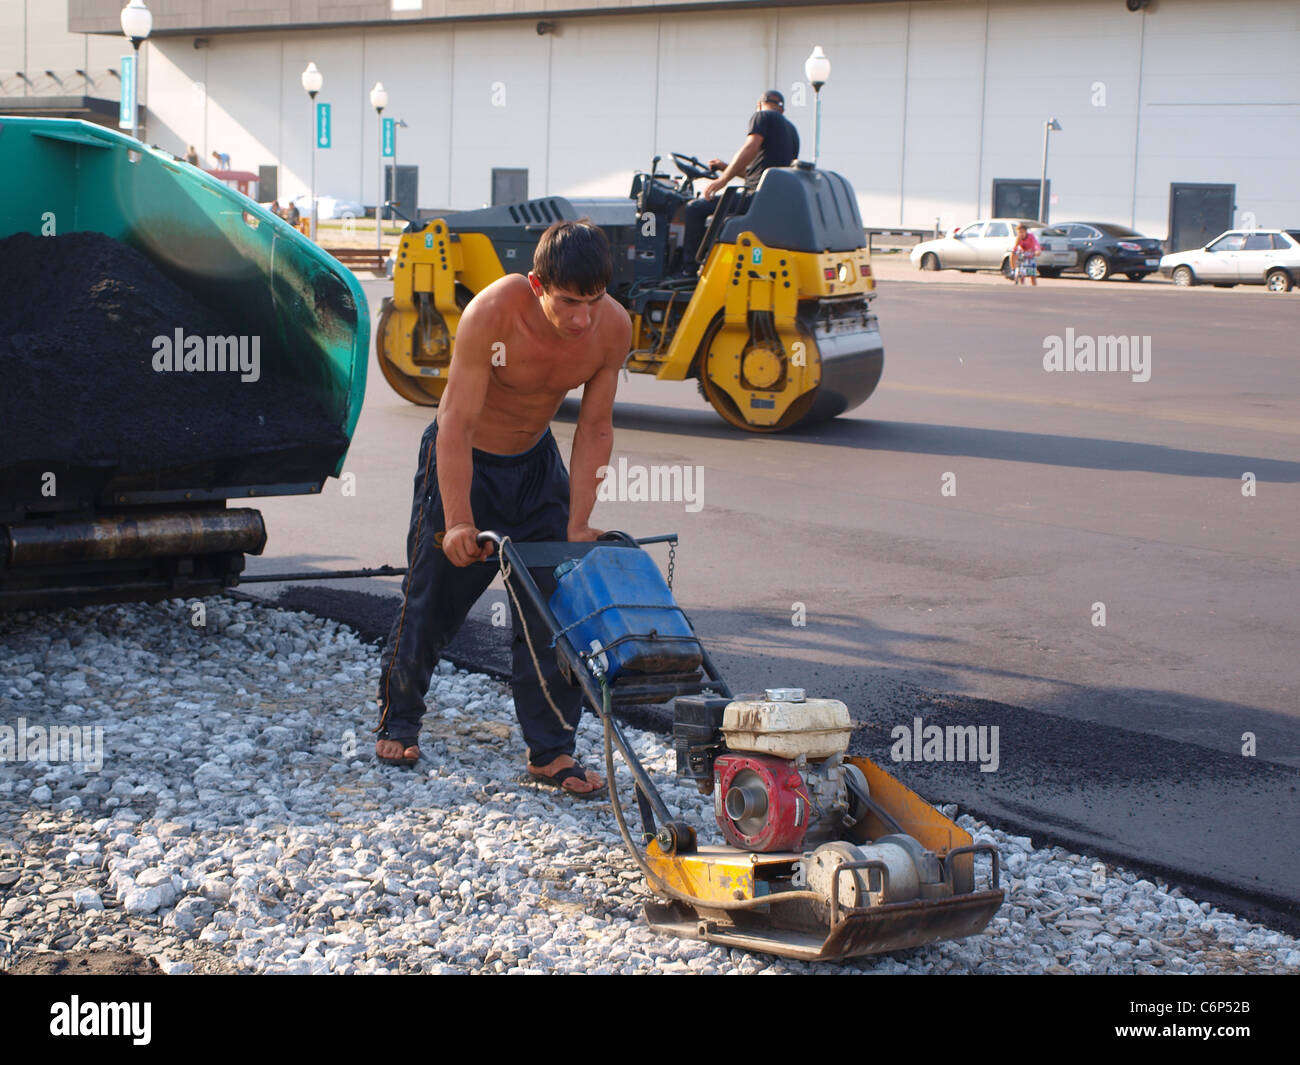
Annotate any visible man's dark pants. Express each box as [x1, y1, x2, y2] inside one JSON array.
[[375, 420, 584, 764], [682, 197, 715, 271], [682, 190, 754, 273]]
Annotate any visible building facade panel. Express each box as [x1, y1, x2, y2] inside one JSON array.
[[443, 22, 552, 206], [545, 15, 661, 198], [773, 3, 910, 225], [0, 0, 30, 76], [360, 28, 455, 208], [897, 0, 989, 227]]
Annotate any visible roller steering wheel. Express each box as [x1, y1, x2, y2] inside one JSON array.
[[672, 152, 720, 184]]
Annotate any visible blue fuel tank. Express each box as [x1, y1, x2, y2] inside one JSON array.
[[549, 547, 702, 681]]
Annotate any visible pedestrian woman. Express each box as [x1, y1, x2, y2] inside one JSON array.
[[1013, 223, 1041, 286]]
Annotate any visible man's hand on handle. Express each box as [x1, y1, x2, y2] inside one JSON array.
[[567, 523, 604, 543], [442, 522, 494, 567]]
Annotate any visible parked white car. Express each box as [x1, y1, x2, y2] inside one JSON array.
[[1160, 229, 1300, 291], [909, 219, 1076, 277]]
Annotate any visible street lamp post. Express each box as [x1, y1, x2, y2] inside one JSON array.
[[370, 82, 388, 253], [119, 0, 152, 146], [804, 46, 830, 167], [1039, 117, 1062, 224], [391, 118, 408, 220], [302, 61, 324, 240]]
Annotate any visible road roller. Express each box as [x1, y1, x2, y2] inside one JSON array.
[[377, 152, 883, 432], [479, 529, 1003, 962]]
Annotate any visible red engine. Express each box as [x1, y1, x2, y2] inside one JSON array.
[[713, 753, 808, 852]]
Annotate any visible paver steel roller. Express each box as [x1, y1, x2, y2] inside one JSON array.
[[478, 530, 1003, 962], [377, 153, 884, 432]]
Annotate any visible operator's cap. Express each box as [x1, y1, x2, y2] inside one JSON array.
[[762, 89, 785, 108]]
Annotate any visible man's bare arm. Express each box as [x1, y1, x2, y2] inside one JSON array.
[[704, 134, 762, 198], [568, 307, 631, 539], [435, 290, 498, 565]]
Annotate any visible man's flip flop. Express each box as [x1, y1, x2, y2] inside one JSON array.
[[527, 762, 607, 800]]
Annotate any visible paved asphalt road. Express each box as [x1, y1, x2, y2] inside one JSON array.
[[242, 267, 1299, 931]]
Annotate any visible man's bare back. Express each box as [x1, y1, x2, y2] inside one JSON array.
[[438, 273, 626, 456]]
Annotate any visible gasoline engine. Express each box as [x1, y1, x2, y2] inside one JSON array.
[[674, 688, 957, 909]]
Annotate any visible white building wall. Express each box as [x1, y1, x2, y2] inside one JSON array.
[[0, 0, 148, 107], [773, 4, 911, 227], [981, 0, 1145, 230], [139, 0, 1300, 236], [1134, 1, 1300, 234], [899, 0, 989, 231], [547, 15, 664, 199]]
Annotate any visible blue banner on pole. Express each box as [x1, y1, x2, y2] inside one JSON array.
[[382, 117, 394, 158], [316, 102, 331, 149], [118, 55, 134, 130]]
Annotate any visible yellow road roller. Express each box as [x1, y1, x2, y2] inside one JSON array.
[[376, 153, 883, 432]]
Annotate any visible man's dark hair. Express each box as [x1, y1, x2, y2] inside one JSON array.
[[762, 90, 785, 108], [532, 219, 612, 296]]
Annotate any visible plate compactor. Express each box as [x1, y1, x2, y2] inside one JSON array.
[[484, 530, 1004, 963]]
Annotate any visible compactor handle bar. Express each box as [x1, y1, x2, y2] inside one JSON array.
[[476, 529, 676, 827], [475, 531, 677, 548], [472, 529, 722, 838]]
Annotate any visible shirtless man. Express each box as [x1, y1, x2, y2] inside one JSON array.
[[374, 220, 631, 797]]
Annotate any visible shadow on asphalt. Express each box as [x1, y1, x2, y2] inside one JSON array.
[[562, 398, 1300, 483]]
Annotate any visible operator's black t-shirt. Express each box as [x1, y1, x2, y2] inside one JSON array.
[[744, 108, 800, 191]]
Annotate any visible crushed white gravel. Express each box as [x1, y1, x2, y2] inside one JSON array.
[[1, 598, 1297, 975]]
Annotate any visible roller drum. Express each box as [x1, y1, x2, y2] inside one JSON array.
[[800, 306, 884, 424]]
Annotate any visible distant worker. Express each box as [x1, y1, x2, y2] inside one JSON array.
[[680, 90, 800, 275], [285, 201, 300, 227], [211, 149, 231, 170], [184, 145, 200, 166]]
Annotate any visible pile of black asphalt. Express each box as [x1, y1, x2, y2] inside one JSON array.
[[0, 231, 345, 474]]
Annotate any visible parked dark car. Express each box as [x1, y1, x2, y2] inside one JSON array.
[[1037, 222, 1165, 281]]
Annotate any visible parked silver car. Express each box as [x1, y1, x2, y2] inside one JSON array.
[[289, 194, 366, 221], [1160, 229, 1300, 291], [910, 219, 1075, 277]]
